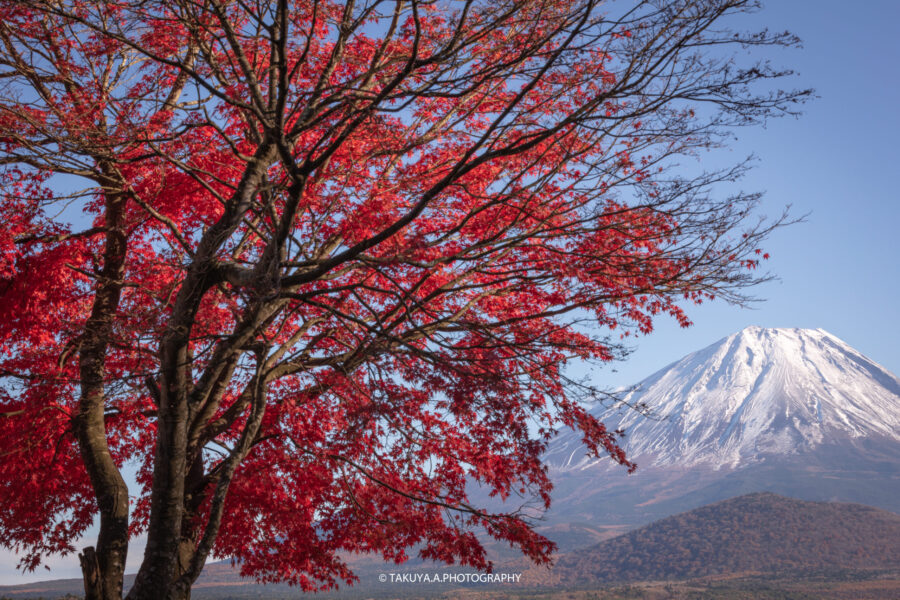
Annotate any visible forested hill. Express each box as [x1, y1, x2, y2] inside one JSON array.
[[554, 492, 900, 584]]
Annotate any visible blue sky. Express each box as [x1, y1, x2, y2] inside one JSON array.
[[587, 0, 900, 389], [2, 0, 900, 586]]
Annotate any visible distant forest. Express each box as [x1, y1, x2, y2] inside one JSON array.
[[555, 493, 900, 584]]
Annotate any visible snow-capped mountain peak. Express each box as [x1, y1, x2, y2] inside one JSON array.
[[546, 327, 900, 470]]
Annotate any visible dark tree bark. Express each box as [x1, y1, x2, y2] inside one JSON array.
[[73, 182, 130, 600]]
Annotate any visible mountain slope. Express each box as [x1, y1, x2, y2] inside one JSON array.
[[538, 327, 900, 542], [554, 492, 900, 584], [547, 326, 900, 470]]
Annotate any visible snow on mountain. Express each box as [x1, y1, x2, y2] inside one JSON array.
[[546, 327, 900, 470]]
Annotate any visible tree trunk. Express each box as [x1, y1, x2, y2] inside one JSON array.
[[72, 408, 130, 600], [74, 182, 130, 600], [126, 145, 277, 600], [125, 361, 190, 600]]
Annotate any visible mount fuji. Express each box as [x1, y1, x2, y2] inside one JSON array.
[[539, 327, 900, 549], [547, 326, 900, 470]]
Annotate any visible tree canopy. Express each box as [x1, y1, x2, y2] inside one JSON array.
[[0, 1, 808, 599]]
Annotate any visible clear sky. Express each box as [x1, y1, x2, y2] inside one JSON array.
[[584, 0, 900, 390], [2, 0, 900, 587]]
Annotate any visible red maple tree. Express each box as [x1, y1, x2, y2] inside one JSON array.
[[0, 1, 808, 599]]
